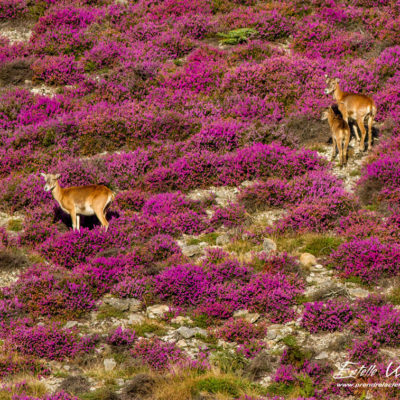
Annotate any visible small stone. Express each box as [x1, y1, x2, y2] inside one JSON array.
[[262, 238, 277, 254], [128, 313, 145, 325], [315, 351, 329, 360], [64, 321, 78, 329], [127, 298, 142, 312], [310, 264, 324, 273], [103, 297, 130, 311], [216, 234, 230, 246], [176, 326, 208, 339], [181, 245, 203, 257], [146, 304, 169, 319], [233, 309, 260, 323], [348, 287, 370, 299], [300, 253, 317, 267], [171, 316, 193, 325], [104, 358, 117, 371]]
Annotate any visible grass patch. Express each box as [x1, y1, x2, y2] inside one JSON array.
[[7, 219, 22, 232], [218, 28, 258, 45], [194, 376, 245, 397], [302, 235, 344, 257], [226, 239, 260, 255], [388, 286, 400, 305], [295, 294, 311, 305], [266, 382, 295, 397], [275, 233, 343, 256], [187, 232, 219, 246], [129, 321, 167, 337], [96, 305, 126, 320], [349, 168, 361, 177], [81, 387, 117, 400], [211, 349, 248, 374]]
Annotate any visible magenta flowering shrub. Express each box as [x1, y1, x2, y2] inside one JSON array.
[[301, 301, 353, 333], [32, 55, 84, 85], [209, 202, 247, 230], [106, 326, 136, 347], [39, 227, 119, 268], [130, 338, 184, 370], [5, 322, 96, 361], [0, 352, 49, 379], [348, 338, 380, 362], [0, 0, 27, 20], [329, 237, 400, 283], [214, 318, 266, 344]]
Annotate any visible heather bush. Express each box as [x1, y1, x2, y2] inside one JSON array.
[[209, 202, 247, 230], [106, 326, 136, 347], [329, 237, 400, 283], [5, 322, 96, 361], [130, 338, 184, 370], [214, 318, 266, 344], [0, 0, 27, 20], [301, 301, 353, 333], [31, 55, 84, 85]]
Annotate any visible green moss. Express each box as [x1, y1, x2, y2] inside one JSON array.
[[280, 336, 311, 368], [218, 28, 258, 45], [266, 382, 295, 396], [194, 377, 242, 397], [211, 350, 248, 374], [81, 387, 117, 400], [349, 168, 361, 177], [7, 218, 22, 232], [302, 236, 344, 257], [388, 286, 400, 305], [130, 322, 166, 337], [96, 305, 126, 320], [295, 294, 311, 305]]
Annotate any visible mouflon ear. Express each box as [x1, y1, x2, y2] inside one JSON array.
[[55, 173, 61, 180], [40, 172, 46, 178]]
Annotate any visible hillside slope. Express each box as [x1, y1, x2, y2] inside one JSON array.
[[1, 1, 400, 399]]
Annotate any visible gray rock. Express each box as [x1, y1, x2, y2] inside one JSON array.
[[216, 234, 231, 246], [146, 304, 169, 319], [181, 245, 203, 257], [127, 313, 145, 325], [64, 321, 78, 329], [315, 351, 329, 360], [262, 238, 277, 254], [171, 316, 193, 325], [348, 287, 370, 299], [300, 253, 317, 267], [104, 358, 117, 371], [233, 309, 260, 323], [127, 298, 142, 312], [103, 297, 130, 311], [176, 326, 208, 339]]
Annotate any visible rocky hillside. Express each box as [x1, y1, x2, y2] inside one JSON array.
[[1, 1, 400, 399]]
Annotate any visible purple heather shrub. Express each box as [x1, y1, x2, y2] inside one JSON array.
[[246, 272, 304, 322], [154, 264, 207, 306], [111, 276, 154, 301], [187, 119, 243, 153], [5, 322, 95, 361], [205, 259, 251, 283], [0, 352, 49, 379], [301, 301, 353, 333], [130, 338, 184, 370], [375, 45, 400, 78], [106, 326, 136, 347], [0, 227, 9, 249], [329, 237, 400, 283], [74, 256, 130, 295], [348, 338, 380, 362], [209, 202, 247, 230], [0, 297, 23, 320], [40, 227, 116, 269], [0, 0, 27, 20], [214, 318, 266, 344], [236, 340, 266, 359], [145, 234, 181, 260], [272, 195, 355, 234], [274, 364, 296, 384], [175, 13, 216, 39], [114, 189, 147, 212], [31, 55, 84, 85], [83, 40, 125, 70], [12, 264, 97, 318]]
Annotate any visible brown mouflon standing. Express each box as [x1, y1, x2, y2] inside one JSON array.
[[324, 76, 376, 152], [322, 107, 351, 168], [40, 173, 115, 231]]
